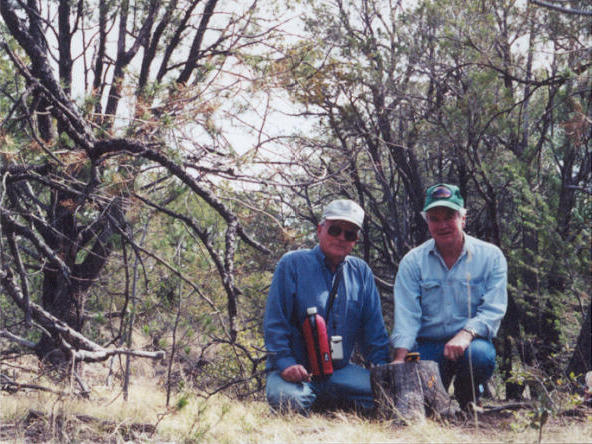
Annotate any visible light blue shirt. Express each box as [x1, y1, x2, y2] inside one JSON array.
[[264, 245, 390, 372], [391, 234, 507, 351]]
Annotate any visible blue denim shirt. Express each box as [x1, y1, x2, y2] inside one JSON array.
[[264, 245, 390, 372], [391, 234, 507, 351]]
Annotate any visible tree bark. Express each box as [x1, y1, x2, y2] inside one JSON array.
[[566, 304, 591, 382], [370, 361, 460, 423]]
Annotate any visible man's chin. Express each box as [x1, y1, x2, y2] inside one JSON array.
[[435, 236, 454, 247]]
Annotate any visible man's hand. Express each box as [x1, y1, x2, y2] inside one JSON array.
[[280, 364, 311, 383], [444, 330, 473, 361]]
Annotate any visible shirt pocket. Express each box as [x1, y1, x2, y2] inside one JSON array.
[[419, 279, 442, 319], [451, 280, 484, 318]]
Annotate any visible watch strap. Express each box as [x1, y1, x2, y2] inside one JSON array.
[[462, 327, 477, 339]]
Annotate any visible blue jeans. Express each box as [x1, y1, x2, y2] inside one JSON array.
[[265, 363, 374, 414], [416, 338, 496, 406]]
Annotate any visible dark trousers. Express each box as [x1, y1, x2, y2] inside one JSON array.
[[416, 338, 496, 406]]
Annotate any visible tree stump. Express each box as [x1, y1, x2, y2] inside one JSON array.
[[370, 361, 460, 423]]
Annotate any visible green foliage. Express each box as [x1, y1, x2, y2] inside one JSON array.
[[263, 0, 591, 388], [1, 0, 589, 407], [175, 394, 189, 410], [507, 365, 586, 442]]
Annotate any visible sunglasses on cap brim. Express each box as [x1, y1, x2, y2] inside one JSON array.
[[431, 186, 452, 199]]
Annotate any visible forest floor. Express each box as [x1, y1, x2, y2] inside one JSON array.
[[0, 356, 591, 443]]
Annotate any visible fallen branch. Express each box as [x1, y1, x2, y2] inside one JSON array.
[[0, 360, 38, 374], [0, 268, 165, 363], [479, 401, 534, 413], [0, 330, 36, 349], [23, 410, 156, 439], [73, 346, 165, 362], [0, 373, 68, 395]]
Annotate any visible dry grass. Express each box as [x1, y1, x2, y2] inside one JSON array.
[[1, 357, 591, 443], [2, 382, 591, 443]]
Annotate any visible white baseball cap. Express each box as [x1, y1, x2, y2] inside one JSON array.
[[321, 199, 365, 228]]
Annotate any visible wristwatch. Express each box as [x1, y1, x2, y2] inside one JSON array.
[[462, 327, 477, 339]]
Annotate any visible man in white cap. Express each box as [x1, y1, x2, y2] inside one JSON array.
[[264, 199, 390, 414], [391, 184, 507, 410]]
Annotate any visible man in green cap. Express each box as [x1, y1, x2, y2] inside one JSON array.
[[390, 184, 507, 409]]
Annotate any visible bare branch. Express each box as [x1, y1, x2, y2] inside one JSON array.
[[177, 0, 219, 85], [0, 330, 37, 349], [0, 209, 72, 282], [0, 374, 69, 395], [91, 138, 271, 254], [0, 4, 94, 146], [529, 0, 592, 16], [69, 345, 165, 363], [0, 268, 165, 363]]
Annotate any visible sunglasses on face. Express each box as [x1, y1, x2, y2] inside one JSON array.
[[327, 224, 359, 242]]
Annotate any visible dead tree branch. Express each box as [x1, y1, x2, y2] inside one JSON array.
[[0, 268, 165, 363], [529, 0, 592, 16]]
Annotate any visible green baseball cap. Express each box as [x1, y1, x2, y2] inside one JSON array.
[[422, 184, 464, 212]]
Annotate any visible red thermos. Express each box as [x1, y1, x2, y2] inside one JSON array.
[[302, 307, 333, 377]]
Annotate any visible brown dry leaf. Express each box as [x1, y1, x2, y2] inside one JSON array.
[[561, 112, 591, 146], [59, 151, 88, 174], [59, 199, 78, 211]]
